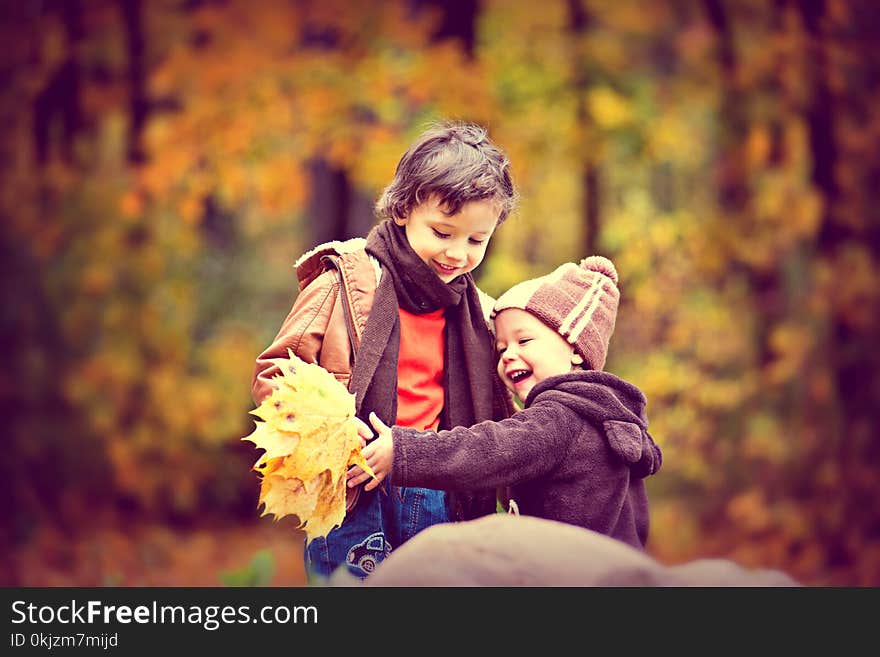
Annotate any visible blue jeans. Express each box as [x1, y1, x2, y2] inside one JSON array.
[[304, 485, 449, 581]]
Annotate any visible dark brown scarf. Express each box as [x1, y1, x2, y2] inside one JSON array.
[[349, 220, 513, 518], [349, 219, 511, 429]]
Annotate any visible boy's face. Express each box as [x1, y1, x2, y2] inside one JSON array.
[[397, 195, 499, 283], [494, 308, 581, 401]]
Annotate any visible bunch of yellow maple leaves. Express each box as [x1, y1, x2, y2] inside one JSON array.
[[242, 350, 375, 543]]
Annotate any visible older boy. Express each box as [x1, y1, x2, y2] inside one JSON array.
[[252, 121, 517, 579]]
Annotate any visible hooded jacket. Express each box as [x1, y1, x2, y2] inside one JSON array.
[[390, 369, 662, 549]]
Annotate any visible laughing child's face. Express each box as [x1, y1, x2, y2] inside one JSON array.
[[397, 195, 499, 283], [494, 308, 582, 401]]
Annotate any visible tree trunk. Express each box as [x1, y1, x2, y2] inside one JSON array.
[[704, 0, 786, 369], [119, 0, 149, 164], [308, 159, 375, 244], [33, 0, 84, 166], [567, 0, 600, 258], [421, 0, 478, 58]]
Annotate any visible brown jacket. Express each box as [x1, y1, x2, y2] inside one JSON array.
[[252, 238, 379, 404], [251, 238, 501, 512], [252, 238, 499, 405]]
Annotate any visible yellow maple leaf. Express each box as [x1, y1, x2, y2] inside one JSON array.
[[302, 470, 347, 541], [243, 350, 376, 543], [258, 474, 321, 525]]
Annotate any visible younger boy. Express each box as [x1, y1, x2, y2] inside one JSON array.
[[348, 256, 662, 549]]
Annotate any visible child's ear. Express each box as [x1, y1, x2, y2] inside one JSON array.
[[571, 353, 584, 366], [393, 216, 408, 227]]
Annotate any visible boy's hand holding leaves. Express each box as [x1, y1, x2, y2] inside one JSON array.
[[348, 412, 394, 491]]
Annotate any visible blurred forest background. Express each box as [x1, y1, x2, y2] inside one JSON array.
[[2, 0, 878, 587]]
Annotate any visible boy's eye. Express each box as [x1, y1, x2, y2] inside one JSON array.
[[468, 238, 485, 245], [432, 229, 450, 239], [518, 338, 532, 346]]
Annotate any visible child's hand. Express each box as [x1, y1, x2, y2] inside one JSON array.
[[353, 415, 373, 448], [347, 412, 394, 491]]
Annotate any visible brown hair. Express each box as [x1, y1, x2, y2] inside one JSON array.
[[375, 120, 517, 224]]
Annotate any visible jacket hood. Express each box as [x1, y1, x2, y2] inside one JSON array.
[[526, 370, 662, 478]]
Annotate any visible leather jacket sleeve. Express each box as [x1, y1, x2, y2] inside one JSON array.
[[251, 269, 354, 404]]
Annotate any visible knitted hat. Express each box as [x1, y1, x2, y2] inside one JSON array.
[[491, 256, 620, 371]]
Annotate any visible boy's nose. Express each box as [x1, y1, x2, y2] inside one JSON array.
[[445, 245, 466, 262]]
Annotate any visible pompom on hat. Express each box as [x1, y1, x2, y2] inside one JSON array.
[[491, 256, 620, 371]]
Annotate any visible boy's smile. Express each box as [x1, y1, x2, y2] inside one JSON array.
[[398, 195, 500, 283], [494, 308, 582, 401]]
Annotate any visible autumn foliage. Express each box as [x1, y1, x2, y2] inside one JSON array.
[[3, 0, 879, 586], [243, 351, 375, 542]]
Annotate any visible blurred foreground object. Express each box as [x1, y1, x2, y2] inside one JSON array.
[[330, 514, 800, 586]]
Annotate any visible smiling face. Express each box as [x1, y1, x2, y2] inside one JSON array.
[[494, 308, 583, 401], [397, 195, 500, 283]]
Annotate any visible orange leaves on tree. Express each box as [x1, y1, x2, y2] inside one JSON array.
[[242, 350, 375, 543]]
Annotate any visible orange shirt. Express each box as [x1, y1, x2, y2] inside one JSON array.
[[396, 307, 446, 430]]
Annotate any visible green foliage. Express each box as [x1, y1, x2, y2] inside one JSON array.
[[219, 550, 276, 587]]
